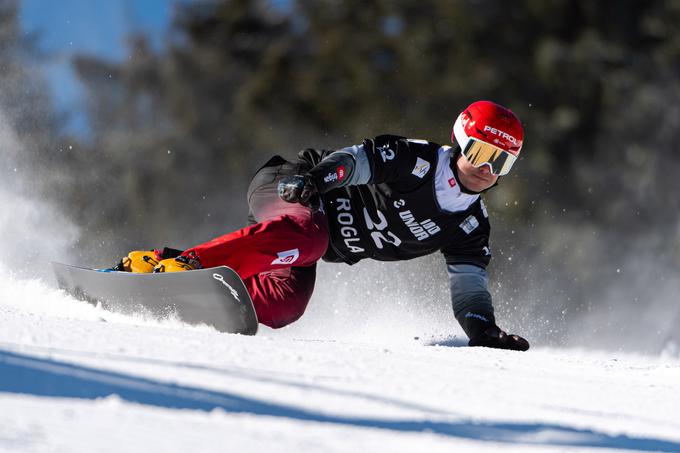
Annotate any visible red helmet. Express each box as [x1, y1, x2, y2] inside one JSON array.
[[452, 100, 524, 175]]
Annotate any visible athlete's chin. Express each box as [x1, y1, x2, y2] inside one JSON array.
[[458, 172, 496, 192], [467, 179, 494, 192], [472, 175, 497, 190]]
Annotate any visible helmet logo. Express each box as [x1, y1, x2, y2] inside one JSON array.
[[483, 125, 520, 146]]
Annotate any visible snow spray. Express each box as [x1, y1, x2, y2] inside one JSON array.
[[0, 110, 79, 278]]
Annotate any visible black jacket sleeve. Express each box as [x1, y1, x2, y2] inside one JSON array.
[[305, 135, 436, 194], [362, 135, 432, 188], [440, 201, 492, 269]]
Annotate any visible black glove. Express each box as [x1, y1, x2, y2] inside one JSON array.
[[468, 325, 530, 351], [278, 175, 319, 210], [457, 309, 530, 351]]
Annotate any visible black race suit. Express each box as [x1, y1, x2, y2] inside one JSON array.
[[297, 135, 497, 339]]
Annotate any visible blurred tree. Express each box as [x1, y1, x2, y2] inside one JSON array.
[[71, 0, 298, 252], [0, 0, 61, 176]]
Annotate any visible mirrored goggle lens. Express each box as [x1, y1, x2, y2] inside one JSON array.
[[462, 138, 517, 176]]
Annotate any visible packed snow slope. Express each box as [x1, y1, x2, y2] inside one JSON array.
[[1, 269, 680, 453]]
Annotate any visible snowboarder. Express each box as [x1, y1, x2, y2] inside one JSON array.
[[118, 100, 530, 351]]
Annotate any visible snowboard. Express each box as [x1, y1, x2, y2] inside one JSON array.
[[51, 262, 258, 335]]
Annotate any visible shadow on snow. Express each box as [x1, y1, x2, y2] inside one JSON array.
[[1, 349, 678, 452]]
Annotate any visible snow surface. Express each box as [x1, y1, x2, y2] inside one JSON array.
[[1, 267, 680, 453]]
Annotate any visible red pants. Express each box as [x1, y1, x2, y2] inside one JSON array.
[[183, 157, 329, 328]]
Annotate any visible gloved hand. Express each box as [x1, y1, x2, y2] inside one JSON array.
[[457, 309, 530, 351], [114, 247, 184, 273], [469, 325, 530, 351], [278, 175, 319, 210], [153, 253, 202, 273]]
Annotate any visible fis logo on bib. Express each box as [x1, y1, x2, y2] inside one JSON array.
[[271, 248, 300, 265], [411, 157, 430, 178], [459, 215, 479, 234], [324, 166, 346, 184]]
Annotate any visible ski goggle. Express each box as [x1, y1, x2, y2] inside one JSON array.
[[461, 137, 518, 176]]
